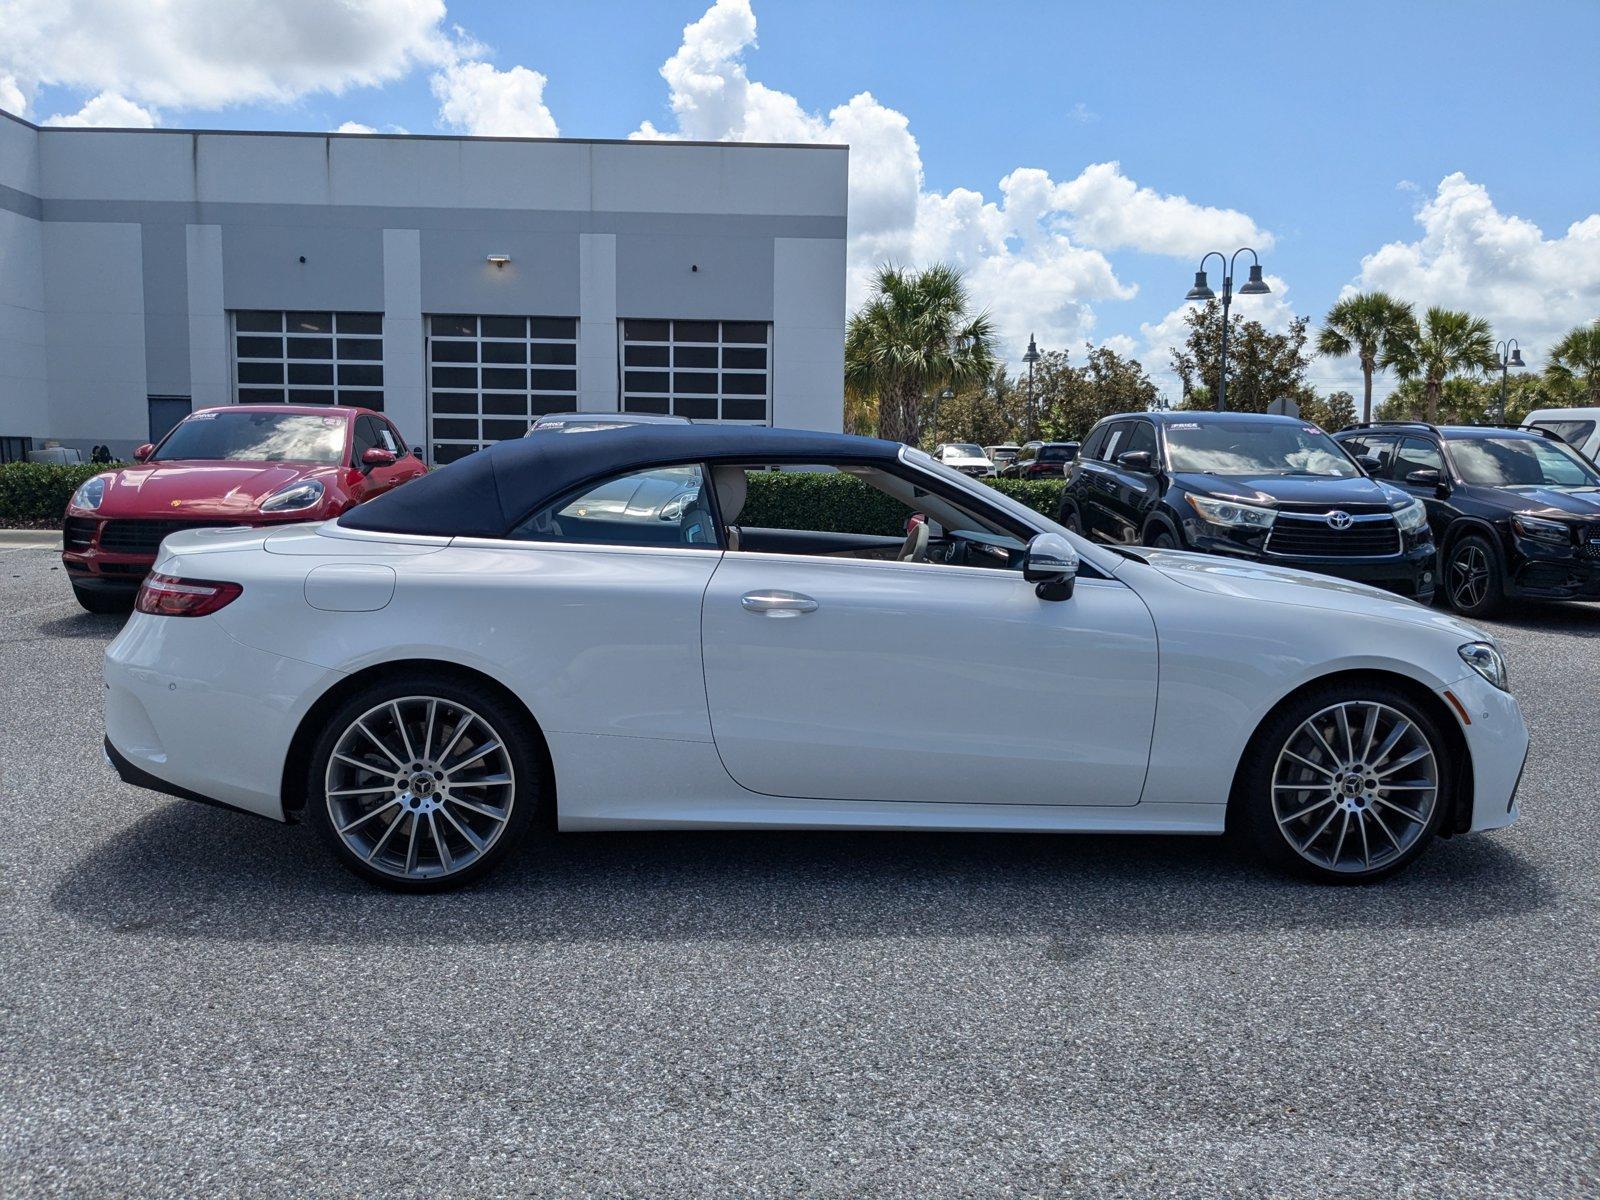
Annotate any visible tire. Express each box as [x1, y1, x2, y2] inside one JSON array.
[[1443, 532, 1505, 618], [1143, 523, 1180, 550], [73, 583, 134, 614], [306, 673, 543, 891], [1236, 682, 1450, 883], [1059, 504, 1083, 534]]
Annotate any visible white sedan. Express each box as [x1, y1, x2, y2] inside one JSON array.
[[103, 424, 1527, 890]]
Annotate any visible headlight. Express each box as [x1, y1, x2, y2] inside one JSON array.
[[70, 475, 107, 511], [1459, 641, 1509, 691], [1185, 493, 1277, 530], [1393, 498, 1428, 533], [260, 479, 326, 513], [1511, 514, 1570, 544]]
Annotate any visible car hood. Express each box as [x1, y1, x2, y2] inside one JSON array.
[[1137, 548, 1485, 639], [1172, 472, 1398, 507], [1487, 485, 1600, 519], [87, 461, 340, 518]]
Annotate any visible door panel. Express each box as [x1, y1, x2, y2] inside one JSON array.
[[701, 554, 1159, 806]]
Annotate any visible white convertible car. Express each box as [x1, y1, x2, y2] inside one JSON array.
[[103, 425, 1527, 890]]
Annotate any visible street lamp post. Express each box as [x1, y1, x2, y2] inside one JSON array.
[[1023, 333, 1040, 437], [1184, 248, 1271, 412], [1492, 339, 1525, 423]]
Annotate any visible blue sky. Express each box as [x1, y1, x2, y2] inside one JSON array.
[[9, 0, 1599, 400]]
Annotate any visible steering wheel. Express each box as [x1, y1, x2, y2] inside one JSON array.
[[897, 514, 930, 563]]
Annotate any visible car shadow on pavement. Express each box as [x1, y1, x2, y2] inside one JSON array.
[[34, 612, 129, 639], [1484, 599, 1600, 636], [50, 800, 1551, 947]]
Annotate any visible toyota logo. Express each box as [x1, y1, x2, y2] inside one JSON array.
[[1326, 510, 1353, 530]]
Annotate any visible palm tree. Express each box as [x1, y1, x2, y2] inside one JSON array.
[[1316, 292, 1417, 423], [1381, 306, 1496, 424], [1546, 320, 1600, 405], [845, 263, 996, 444]]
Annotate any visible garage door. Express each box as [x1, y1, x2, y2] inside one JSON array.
[[427, 315, 578, 464]]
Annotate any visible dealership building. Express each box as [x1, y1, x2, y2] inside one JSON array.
[[0, 110, 847, 464]]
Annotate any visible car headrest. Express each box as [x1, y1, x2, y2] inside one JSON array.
[[712, 465, 748, 524]]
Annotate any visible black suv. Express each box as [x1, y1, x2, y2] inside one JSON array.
[[1333, 421, 1600, 617], [1059, 411, 1436, 599]]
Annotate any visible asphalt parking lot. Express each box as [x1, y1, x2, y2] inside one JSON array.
[[2, 540, 1597, 1199]]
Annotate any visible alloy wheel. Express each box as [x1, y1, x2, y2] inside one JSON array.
[[1271, 701, 1438, 875], [1449, 544, 1491, 610], [323, 696, 516, 882]]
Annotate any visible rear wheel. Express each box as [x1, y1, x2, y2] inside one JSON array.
[[307, 674, 541, 891], [1444, 533, 1504, 618], [72, 582, 133, 614], [1237, 684, 1448, 882]]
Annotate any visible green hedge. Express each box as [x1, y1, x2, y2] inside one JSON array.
[[742, 471, 1065, 536], [0, 461, 124, 526]]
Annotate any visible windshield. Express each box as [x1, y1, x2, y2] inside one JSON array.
[[1447, 435, 1600, 487], [944, 444, 984, 457], [153, 411, 347, 464], [1164, 420, 1359, 477]]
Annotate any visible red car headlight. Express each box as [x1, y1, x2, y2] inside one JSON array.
[[135, 572, 244, 617]]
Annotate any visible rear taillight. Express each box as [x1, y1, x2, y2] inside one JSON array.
[[135, 572, 243, 617]]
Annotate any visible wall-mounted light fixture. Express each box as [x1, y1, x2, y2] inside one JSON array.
[[486, 254, 511, 268]]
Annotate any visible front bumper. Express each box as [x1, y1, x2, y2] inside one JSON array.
[[1440, 670, 1528, 833], [62, 512, 306, 587], [1187, 532, 1438, 600], [1506, 535, 1600, 600]]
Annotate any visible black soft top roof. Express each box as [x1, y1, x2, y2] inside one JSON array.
[[339, 424, 904, 538]]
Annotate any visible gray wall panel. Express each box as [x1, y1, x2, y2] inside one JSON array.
[[221, 224, 385, 312], [141, 223, 190, 396], [614, 234, 775, 321], [419, 229, 580, 316]]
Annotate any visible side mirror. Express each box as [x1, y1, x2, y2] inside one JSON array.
[[1358, 453, 1383, 475], [361, 447, 398, 470], [1404, 467, 1441, 488], [1115, 450, 1153, 472], [1023, 532, 1079, 601], [133, 443, 154, 462]]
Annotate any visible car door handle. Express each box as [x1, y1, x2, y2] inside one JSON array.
[[740, 590, 818, 617]]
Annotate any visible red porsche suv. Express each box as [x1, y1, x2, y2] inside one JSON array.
[[62, 405, 427, 612]]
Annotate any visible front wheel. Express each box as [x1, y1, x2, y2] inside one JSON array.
[[1059, 504, 1083, 534], [307, 675, 542, 891], [1143, 524, 1180, 550], [1444, 533, 1504, 618], [1237, 684, 1449, 882]]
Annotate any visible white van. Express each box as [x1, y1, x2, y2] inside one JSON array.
[[1523, 407, 1600, 462]]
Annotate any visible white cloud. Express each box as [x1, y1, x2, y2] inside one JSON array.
[[43, 90, 156, 128], [1349, 172, 1600, 356], [336, 121, 378, 134], [0, 72, 26, 116], [634, 0, 1271, 359], [0, 0, 455, 112], [431, 59, 559, 138]]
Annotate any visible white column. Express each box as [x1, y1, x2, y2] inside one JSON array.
[[578, 233, 617, 412], [185, 224, 228, 408], [771, 237, 846, 432], [382, 228, 426, 449]]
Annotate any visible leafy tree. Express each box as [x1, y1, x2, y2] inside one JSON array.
[[1545, 320, 1600, 405], [1170, 300, 1317, 413], [921, 366, 1028, 447], [1372, 373, 1558, 426], [1038, 345, 1159, 441], [1301, 391, 1357, 432], [1316, 292, 1418, 423], [1380, 306, 1495, 423], [845, 263, 997, 444]]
